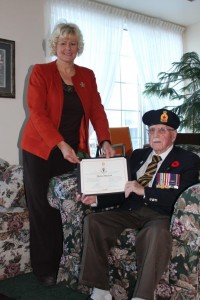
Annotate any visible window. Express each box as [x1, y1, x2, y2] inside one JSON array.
[[89, 30, 142, 156], [47, 0, 184, 157]]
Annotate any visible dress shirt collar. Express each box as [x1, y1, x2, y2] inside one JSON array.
[[152, 144, 174, 161]]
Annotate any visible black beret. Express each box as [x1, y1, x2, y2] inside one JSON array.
[[142, 109, 180, 129]]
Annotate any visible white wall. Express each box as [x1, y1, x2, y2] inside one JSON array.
[[0, 1, 200, 164], [0, 0, 45, 164], [184, 22, 200, 55]]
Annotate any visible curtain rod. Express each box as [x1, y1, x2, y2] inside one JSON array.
[[89, 0, 185, 31]]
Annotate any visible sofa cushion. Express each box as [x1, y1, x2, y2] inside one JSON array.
[[0, 165, 26, 209], [0, 158, 9, 179], [0, 206, 29, 233], [0, 206, 31, 280]]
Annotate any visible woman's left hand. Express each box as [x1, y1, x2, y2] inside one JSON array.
[[101, 141, 115, 158]]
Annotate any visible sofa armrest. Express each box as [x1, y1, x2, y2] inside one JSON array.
[[170, 183, 200, 236], [47, 170, 92, 288], [0, 165, 26, 209], [169, 183, 200, 293], [0, 158, 9, 178]]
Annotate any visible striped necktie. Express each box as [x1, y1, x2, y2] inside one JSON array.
[[137, 155, 162, 187]]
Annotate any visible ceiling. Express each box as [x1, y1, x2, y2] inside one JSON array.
[[92, 0, 200, 27]]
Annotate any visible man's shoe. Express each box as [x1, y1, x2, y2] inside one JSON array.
[[36, 275, 57, 287]]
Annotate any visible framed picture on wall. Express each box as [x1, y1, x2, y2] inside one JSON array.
[[0, 38, 15, 98]]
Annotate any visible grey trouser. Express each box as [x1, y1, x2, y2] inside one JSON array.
[[79, 206, 172, 300]]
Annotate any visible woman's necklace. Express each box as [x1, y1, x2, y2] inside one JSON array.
[[56, 61, 75, 85], [62, 81, 75, 93]]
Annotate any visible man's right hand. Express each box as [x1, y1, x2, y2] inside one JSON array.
[[76, 193, 97, 205]]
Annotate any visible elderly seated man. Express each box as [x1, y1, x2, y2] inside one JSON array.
[[78, 109, 200, 300]]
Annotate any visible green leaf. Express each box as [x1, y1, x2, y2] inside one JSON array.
[[143, 52, 200, 132]]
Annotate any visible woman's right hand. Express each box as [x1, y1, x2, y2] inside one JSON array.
[[57, 141, 80, 163]]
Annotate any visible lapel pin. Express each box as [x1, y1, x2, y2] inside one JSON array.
[[80, 82, 85, 87]]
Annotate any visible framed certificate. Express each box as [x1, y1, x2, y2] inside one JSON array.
[[78, 156, 129, 195]]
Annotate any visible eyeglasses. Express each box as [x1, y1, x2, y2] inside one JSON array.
[[147, 127, 175, 135]]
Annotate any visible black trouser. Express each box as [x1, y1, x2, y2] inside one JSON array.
[[23, 149, 75, 277], [79, 207, 172, 300]]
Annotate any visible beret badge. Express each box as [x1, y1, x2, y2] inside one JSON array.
[[160, 111, 168, 123]]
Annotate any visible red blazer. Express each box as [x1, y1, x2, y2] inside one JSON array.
[[21, 61, 111, 160]]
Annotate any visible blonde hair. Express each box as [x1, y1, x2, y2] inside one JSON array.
[[49, 22, 84, 56]]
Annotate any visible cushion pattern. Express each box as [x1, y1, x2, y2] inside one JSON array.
[[48, 173, 200, 300], [0, 158, 9, 178], [0, 207, 31, 280], [0, 165, 25, 208], [48, 171, 92, 293], [0, 159, 30, 280]]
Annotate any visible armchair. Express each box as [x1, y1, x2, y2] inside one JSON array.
[[96, 127, 133, 157], [109, 127, 133, 157], [0, 158, 31, 280], [47, 144, 200, 300]]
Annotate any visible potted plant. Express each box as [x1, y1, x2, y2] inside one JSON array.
[[143, 52, 200, 133]]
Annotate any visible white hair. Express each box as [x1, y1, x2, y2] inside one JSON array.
[[49, 21, 84, 56]]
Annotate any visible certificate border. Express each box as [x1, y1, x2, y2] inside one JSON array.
[[78, 156, 129, 195]]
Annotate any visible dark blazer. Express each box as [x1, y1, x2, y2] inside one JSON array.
[[97, 146, 200, 217]]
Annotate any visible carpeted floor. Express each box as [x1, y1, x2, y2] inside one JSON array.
[[0, 273, 88, 300]]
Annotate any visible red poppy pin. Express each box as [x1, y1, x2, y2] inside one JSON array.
[[171, 161, 180, 168]]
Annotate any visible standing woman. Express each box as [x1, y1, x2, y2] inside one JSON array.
[[21, 22, 114, 286]]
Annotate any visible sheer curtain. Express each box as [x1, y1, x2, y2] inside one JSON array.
[[44, 0, 185, 143], [45, 0, 125, 107], [126, 13, 185, 113]]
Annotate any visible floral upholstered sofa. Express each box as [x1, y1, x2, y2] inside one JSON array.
[[0, 158, 31, 280], [48, 144, 200, 300]]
